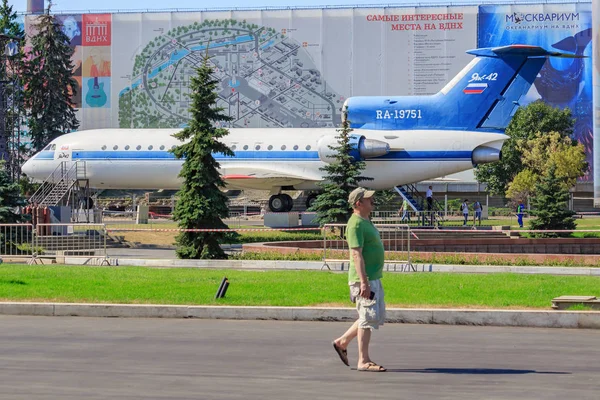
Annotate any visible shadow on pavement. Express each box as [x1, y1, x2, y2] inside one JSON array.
[[382, 368, 571, 375]]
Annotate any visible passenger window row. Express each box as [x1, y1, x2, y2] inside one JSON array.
[[98, 144, 314, 152], [230, 145, 312, 151], [101, 145, 176, 151]]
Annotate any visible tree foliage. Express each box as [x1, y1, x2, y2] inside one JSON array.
[[309, 113, 371, 225], [171, 54, 234, 259], [0, 0, 23, 37], [23, 6, 79, 153], [0, 160, 25, 222], [475, 100, 574, 197], [506, 131, 587, 201], [0, 0, 25, 179], [528, 164, 576, 237]]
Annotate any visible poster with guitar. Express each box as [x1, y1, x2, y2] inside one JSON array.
[[84, 77, 110, 108]]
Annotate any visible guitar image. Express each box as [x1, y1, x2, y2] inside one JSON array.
[[86, 77, 107, 107]]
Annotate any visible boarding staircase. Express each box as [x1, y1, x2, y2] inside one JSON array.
[[29, 161, 91, 210], [394, 184, 446, 227]]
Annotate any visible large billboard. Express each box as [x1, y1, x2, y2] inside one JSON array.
[[30, 7, 478, 131], [479, 3, 593, 181], [24, 3, 594, 181], [594, 0, 600, 203]]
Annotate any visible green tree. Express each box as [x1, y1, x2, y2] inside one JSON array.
[[309, 113, 370, 225], [171, 54, 234, 259], [528, 164, 576, 237], [506, 131, 587, 200], [0, 0, 23, 37], [23, 5, 79, 153], [0, 0, 25, 178], [0, 161, 25, 222], [475, 100, 574, 196]]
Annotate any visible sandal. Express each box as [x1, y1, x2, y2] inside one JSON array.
[[332, 341, 349, 366], [358, 362, 387, 372]]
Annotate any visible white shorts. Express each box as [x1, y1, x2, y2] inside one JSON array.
[[349, 279, 386, 330]]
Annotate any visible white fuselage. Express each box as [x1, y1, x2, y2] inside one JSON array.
[[22, 128, 507, 191]]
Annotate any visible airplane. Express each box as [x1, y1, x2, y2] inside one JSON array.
[[22, 45, 577, 212]]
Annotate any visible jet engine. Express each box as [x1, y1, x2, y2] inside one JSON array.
[[317, 134, 390, 163], [472, 145, 502, 166]]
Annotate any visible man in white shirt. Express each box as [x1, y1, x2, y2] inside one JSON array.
[[473, 200, 482, 226], [461, 199, 469, 226], [426, 186, 433, 211]]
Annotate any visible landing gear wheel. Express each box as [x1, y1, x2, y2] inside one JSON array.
[[268, 194, 294, 212], [281, 194, 294, 212], [306, 193, 318, 209], [269, 195, 287, 212]]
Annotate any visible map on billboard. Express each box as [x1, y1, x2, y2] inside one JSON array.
[[118, 19, 345, 129], [107, 7, 477, 131]]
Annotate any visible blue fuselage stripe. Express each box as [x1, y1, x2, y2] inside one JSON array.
[[35, 150, 473, 161]]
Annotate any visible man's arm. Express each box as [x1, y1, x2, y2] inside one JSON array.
[[351, 247, 370, 300]]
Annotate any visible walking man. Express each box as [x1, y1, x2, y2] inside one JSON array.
[[461, 199, 469, 226], [473, 200, 482, 226], [333, 187, 387, 372], [517, 202, 525, 228], [399, 198, 411, 222], [426, 185, 433, 211]]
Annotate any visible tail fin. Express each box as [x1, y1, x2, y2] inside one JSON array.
[[439, 45, 582, 131], [344, 45, 582, 132]]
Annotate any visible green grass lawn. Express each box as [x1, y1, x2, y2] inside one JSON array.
[[0, 265, 597, 309]]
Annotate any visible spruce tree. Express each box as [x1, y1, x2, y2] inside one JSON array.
[[23, 5, 78, 153], [0, 160, 25, 222], [529, 163, 576, 238], [309, 112, 370, 225], [0, 0, 23, 37], [0, 0, 25, 179], [171, 54, 234, 259]]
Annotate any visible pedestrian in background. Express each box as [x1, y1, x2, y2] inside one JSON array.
[[473, 200, 482, 226], [426, 186, 433, 211], [461, 199, 469, 226], [399, 198, 411, 222], [517, 202, 525, 228]]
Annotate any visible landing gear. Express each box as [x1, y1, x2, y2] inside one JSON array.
[[79, 196, 94, 209], [306, 193, 318, 209], [268, 193, 294, 212]]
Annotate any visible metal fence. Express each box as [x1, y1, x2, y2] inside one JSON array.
[[322, 223, 413, 272], [0, 224, 36, 261], [0, 223, 109, 264], [371, 210, 445, 227]]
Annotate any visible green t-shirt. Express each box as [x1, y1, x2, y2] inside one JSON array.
[[346, 214, 385, 282]]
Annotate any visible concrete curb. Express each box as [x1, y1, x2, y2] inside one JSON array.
[[66, 257, 600, 276], [1, 302, 599, 329]]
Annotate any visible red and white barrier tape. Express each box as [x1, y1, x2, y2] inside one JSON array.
[[107, 227, 321, 232]]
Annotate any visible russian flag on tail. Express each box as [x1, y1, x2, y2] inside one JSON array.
[[463, 82, 488, 94]]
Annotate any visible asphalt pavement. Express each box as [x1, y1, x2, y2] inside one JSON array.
[[0, 316, 597, 400]]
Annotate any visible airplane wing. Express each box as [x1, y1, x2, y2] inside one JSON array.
[[430, 177, 461, 182], [221, 165, 322, 190]]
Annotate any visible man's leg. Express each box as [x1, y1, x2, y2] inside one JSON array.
[[334, 320, 359, 351], [357, 327, 372, 368]]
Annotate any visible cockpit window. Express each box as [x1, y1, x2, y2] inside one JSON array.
[[43, 144, 52, 151], [51, 144, 56, 150]]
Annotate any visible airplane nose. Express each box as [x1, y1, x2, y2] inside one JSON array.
[[21, 158, 35, 177]]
